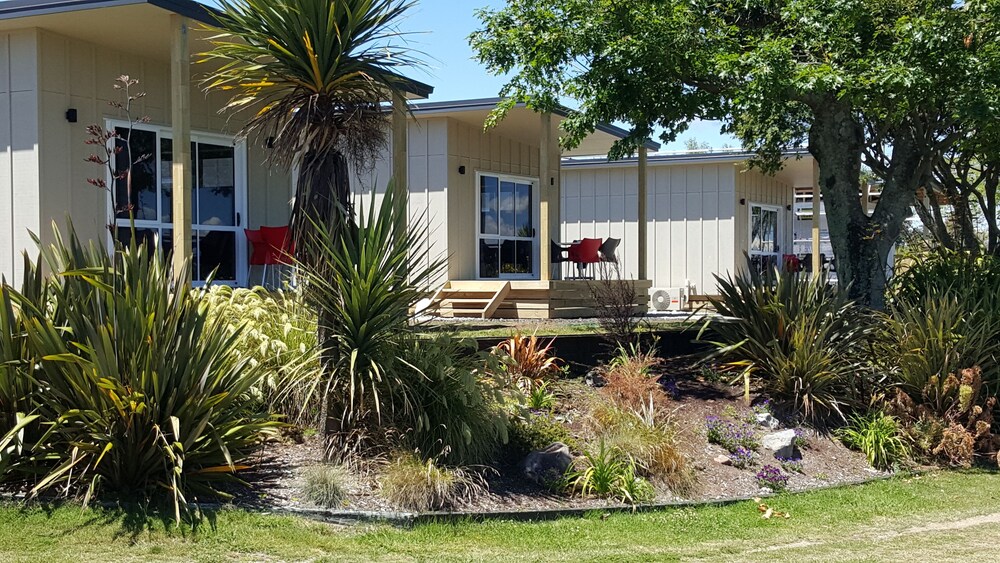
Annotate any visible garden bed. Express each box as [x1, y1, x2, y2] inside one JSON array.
[[235, 368, 885, 517]]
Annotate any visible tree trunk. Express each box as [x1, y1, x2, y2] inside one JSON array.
[[808, 103, 924, 309], [287, 149, 354, 439]]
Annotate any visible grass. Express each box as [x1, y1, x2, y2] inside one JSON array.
[[422, 319, 695, 339], [2, 471, 1000, 561]]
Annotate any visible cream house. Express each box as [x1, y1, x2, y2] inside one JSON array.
[[0, 0, 822, 319], [560, 151, 820, 309]]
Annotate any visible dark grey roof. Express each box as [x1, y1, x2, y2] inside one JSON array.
[[0, 0, 217, 23], [410, 97, 662, 151], [0, 0, 434, 99]]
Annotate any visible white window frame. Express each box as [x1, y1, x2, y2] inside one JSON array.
[[748, 202, 783, 264], [104, 119, 249, 287], [474, 171, 540, 280]]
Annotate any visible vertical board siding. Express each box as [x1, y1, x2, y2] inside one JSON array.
[[560, 162, 740, 295], [351, 117, 450, 287], [0, 30, 41, 281], [445, 118, 541, 281], [733, 166, 794, 273]]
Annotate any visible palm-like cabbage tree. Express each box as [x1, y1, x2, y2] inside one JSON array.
[[203, 0, 421, 261]]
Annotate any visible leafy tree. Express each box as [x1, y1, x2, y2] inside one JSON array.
[[203, 0, 422, 264], [915, 126, 1000, 255], [684, 138, 712, 152], [472, 0, 1000, 307]]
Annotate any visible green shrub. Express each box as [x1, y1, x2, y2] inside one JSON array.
[[702, 267, 874, 424], [303, 465, 350, 508], [837, 412, 910, 470], [565, 441, 655, 505], [880, 296, 1000, 395], [506, 413, 574, 460], [403, 335, 509, 464], [526, 381, 557, 411], [379, 454, 487, 511], [885, 251, 1000, 393], [199, 286, 322, 426], [1, 224, 279, 518], [299, 185, 443, 444]]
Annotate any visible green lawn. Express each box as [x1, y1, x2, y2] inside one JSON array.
[[2, 471, 999, 562], [424, 319, 696, 339]]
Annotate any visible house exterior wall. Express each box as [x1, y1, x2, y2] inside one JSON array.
[[561, 161, 740, 295], [445, 118, 544, 281], [351, 116, 450, 287], [733, 166, 795, 272], [0, 28, 292, 282], [352, 116, 548, 286], [0, 30, 41, 281]]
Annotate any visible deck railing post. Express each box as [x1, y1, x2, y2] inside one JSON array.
[[171, 14, 192, 284]]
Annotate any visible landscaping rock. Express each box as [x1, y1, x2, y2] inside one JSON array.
[[584, 369, 607, 388], [714, 454, 732, 466], [755, 412, 781, 430], [762, 429, 798, 459], [522, 442, 574, 485]]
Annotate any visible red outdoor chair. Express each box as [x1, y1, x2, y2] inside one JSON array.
[[259, 225, 294, 264], [568, 237, 603, 279], [245, 225, 295, 287]]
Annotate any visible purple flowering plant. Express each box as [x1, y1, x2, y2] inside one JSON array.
[[729, 446, 755, 469], [705, 415, 761, 452], [756, 464, 790, 491], [775, 455, 804, 474]]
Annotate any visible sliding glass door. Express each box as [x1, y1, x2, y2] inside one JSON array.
[[477, 173, 538, 279], [111, 124, 247, 285]]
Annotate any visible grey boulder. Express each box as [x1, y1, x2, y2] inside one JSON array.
[[761, 429, 798, 459], [522, 442, 574, 485]]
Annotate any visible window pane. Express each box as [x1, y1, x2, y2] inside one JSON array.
[[515, 240, 533, 274], [480, 176, 498, 235], [751, 207, 780, 254], [500, 239, 516, 274], [115, 227, 157, 250], [515, 183, 532, 238], [198, 230, 236, 281], [197, 143, 236, 226], [160, 138, 172, 223], [479, 238, 499, 278], [114, 128, 157, 221], [499, 181, 515, 236]]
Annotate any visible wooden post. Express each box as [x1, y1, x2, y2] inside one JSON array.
[[812, 159, 821, 274], [171, 14, 192, 283], [637, 147, 649, 281], [539, 112, 552, 281], [391, 92, 408, 200]]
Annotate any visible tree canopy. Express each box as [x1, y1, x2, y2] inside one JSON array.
[[472, 0, 1000, 306]]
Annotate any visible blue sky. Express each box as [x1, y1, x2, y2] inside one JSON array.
[[397, 0, 737, 152], [204, 0, 736, 151]]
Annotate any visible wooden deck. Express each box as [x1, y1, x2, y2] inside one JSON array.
[[431, 279, 652, 319]]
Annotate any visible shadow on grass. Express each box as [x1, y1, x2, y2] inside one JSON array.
[[16, 498, 220, 544]]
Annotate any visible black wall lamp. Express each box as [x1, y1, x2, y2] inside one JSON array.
[[786, 204, 793, 211], [458, 165, 466, 175], [739, 198, 746, 205], [65, 108, 77, 123]]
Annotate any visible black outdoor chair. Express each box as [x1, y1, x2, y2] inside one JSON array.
[[598, 237, 620, 263]]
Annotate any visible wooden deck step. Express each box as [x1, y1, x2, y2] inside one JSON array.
[[428, 281, 511, 319]]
